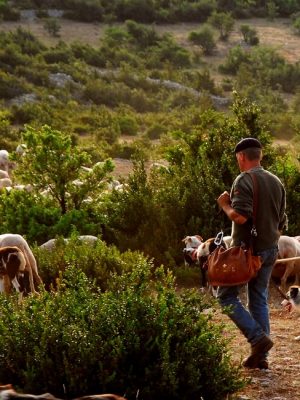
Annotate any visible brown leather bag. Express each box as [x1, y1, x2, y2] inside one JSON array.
[[207, 172, 262, 286], [207, 245, 262, 286]]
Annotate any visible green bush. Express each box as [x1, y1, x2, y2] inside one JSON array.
[[208, 11, 235, 41], [0, 261, 244, 399], [0, 71, 29, 99], [189, 25, 216, 55], [43, 18, 61, 37], [240, 24, 259, 45], [117, 114, 138, 135]]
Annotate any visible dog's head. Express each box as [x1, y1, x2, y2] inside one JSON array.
[[281, 285, 300, 312], [196, 238, 223, 259], [288, 286, 300, 309], [182, 235, 203, 266], [182, 235, 203, 248]]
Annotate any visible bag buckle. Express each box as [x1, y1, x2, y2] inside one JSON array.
[[214, 231, 224, 246]]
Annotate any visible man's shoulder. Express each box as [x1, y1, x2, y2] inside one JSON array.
[[233, 172, 251, 187], [257, 169, 284, 187]]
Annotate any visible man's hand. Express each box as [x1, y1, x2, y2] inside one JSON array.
[[217, 191, 247, 224], [217, 191, 231, 209]]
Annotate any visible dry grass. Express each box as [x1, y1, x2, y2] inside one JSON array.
[[1, 17, 300, 62]]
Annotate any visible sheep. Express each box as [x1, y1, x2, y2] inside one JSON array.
[[0, 150, 9, 172], [0, 178, 12, 189], [40, 235, 99, 251], [15, 143, 27, 156], [0, 234, 43, 293], [274, 235, 300, 292], [0, 169, 9, 179]]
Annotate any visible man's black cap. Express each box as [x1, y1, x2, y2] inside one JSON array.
[[234, 137, 262, 153]]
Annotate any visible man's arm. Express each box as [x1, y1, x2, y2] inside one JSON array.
[[217, 191, 248, 225]]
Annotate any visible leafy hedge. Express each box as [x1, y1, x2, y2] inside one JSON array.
[[0, 253, 245, 399]]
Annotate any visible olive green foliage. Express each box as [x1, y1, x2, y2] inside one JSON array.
[[240, 24, 259, 45], [220, 45, 300, 93], [100, 21, 191, 69], [104, 96, 275, 266], [269, 154, 300, 235], [0, 259, 244, 399], [0, 110, 20, 149], [0, 190, 60, 242], [34, 236, 138, 290], [12, 125, 113, 214], [188, 25, 216, 55], [293, 17, 300, 35], [0, 190, 105, 244], [7, 0, 300, 22], [43, 18, 61, 37], [266, 0, 279, 20], [208, 11, 235, 41]]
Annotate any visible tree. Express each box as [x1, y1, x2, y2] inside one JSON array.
[[188, 25, 216, 55], [266, 1, 278, 21], [293, 17, 300, 35], [13, 125, 114, 214], [43, 18, 61, 38], [240, 24, 259, 45], [208, 11, 235, 41]]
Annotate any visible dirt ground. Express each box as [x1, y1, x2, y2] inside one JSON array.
[[1, 17, 300, 64], [217, 284, 300, 400]]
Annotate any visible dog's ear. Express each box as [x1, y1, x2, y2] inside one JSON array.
[[290, 286, 300, 299], [195, 235, 203, 242]]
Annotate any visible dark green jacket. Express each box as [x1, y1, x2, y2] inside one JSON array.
[[230, 166, 287, 252]]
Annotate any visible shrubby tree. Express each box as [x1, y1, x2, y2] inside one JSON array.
[[43, 18, 61, 37], [266, 0, 279, 20], [13, 125, 114, 214], [240, 24, 259, 45], [293, 17, 300, 35], [208, 10, 235, 41], [188, 25, 216, 55]]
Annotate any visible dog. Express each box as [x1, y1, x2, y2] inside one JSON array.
[[0, 246, 28, 300], [182, 235, 203, 266], [281, 285, 300, 341], [0, 385, 60, 400], [75, 395, 126, 400], [0, 385, 126, 400], [281, 285, 300, 312]]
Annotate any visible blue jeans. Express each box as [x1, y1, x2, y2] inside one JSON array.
[[217, 246, 278, 346]]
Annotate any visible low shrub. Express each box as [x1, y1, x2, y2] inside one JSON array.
[[0, 260, 245, 399]]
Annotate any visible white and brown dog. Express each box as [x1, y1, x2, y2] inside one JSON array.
[[281, 285, 300, 341], [182, 235, 203, 266], [0, 246, 27, 299], [0, 385, 125, 400], [281, 286, 300, 312]]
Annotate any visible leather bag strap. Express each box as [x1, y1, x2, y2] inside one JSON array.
[[247, 172, 258, 237]]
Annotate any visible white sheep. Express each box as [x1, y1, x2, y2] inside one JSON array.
[[0, 169, 9, 179], [15, 144, 27, 156], [0, 178, 12, 189], [0, 150, 9, 172], [40, 235, 99, 251]]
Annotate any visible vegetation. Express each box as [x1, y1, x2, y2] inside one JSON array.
[[3, 0, 300, 22], [0, 251, 245, 400], [1, 2, 300, 397]]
